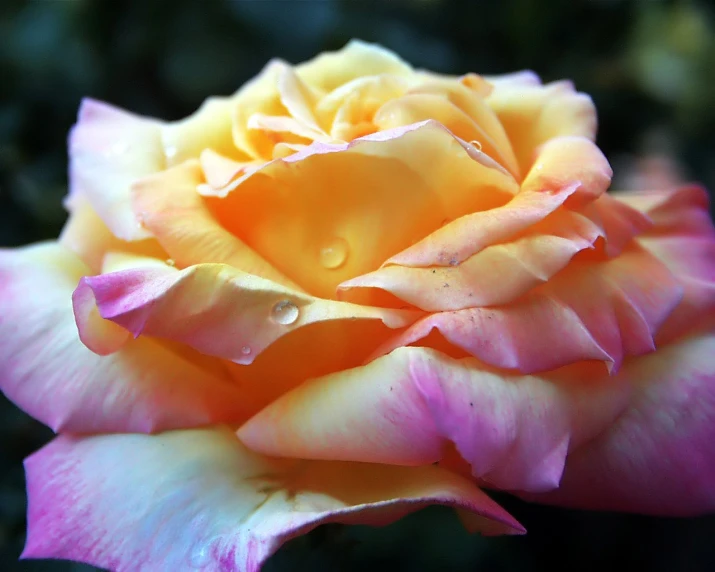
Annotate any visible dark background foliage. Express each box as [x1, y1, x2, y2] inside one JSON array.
[[1, 0, 714, 570]]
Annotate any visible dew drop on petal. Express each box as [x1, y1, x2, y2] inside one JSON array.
[[165, 258, 175, 267], [270, 299, 300, 325], [319, 237, 349, 269], [241, 345, 252, 356], [469, 140, 482, 152]]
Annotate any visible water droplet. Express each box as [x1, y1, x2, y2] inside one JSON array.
[[319, 238, 349, 269], [536, 164, 543, 171], [469, 140, 482, 152], [270, 299, 299, 325], [165, 258, 175, 267], [136, 212, 147, 228], [165, 146, 178, 160], [241, 345, 252, 356]]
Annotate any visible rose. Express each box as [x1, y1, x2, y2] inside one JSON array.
[[2, 40, 714, 571]]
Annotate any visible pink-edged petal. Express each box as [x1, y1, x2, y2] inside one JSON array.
[[522, 333, 715, 516], [384, 184, 585, 269], [0, 243, 250, 433], [132, 160, 302, 290], [581, 193, 653, 257], [340, 208, 604, 311], [23, 427, 523, 572], [486, 79, 597, 174], [239, 347, 631, 493], [67, 98, 165, 241], [613, 185, 715, 342], [206, 120, 518, 299], [373, 244, 683, 372], [75, 261, 422, 365]]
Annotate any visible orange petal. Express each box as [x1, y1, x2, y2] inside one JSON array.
[[132, 160, 301, 289], [208, 120, 519, 299]]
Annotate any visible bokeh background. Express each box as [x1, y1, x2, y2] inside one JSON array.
[[1, 0, 715, 570]]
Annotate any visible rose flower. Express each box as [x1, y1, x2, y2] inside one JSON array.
[[1, 41, 714, 571]]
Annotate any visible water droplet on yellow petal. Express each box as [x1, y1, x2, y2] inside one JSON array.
[[319, 238, 349, 269], [270, 300, 299, 325], [165, 259, 175, 267]]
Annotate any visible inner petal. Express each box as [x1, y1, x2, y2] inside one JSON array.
[[205, 122, 518, 299]]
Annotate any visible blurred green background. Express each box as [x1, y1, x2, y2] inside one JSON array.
[[1, 0, 715, 570]]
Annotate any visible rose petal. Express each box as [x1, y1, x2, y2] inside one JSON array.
[[487, 80, 597, 174], [484, 70, 541, 88], [522, 334, 715, 516], [374, 91, 519, 177], [231, 59, 291, 159], [238, 347, 630, 493], [67, 99, 165, 241], [207, 120, 518, 299], [74, 260, 422, 366], [521, 135, 612, 205], [296, 39, 413, 92], [340, 208, 604, 311], [162, 95, 251, 166], [372, 244, 683, 372], [613, 186, 715, 342], [0, 243, 251, 433], [59, 196, 167, 272], [340, 183, 613, 311], [22, 427, 523, 571], [313, 73, 408, 138], [132, 160, 302, 290]]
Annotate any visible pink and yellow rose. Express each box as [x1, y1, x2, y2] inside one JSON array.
[[1, 40, 714, 571]]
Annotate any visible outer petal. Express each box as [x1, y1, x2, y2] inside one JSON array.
[[0, 243, 250, 433], [67, 99, 165, 241], [522, 334, 715, 515], [372, 244, 683, 372], [613, 185, 715, 342], [206, 120, 519, 299], [75, 260, 422, 366], [22, 427, 523, 572], [486, 79, 597, 174], [238, 347, 631, 493]]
